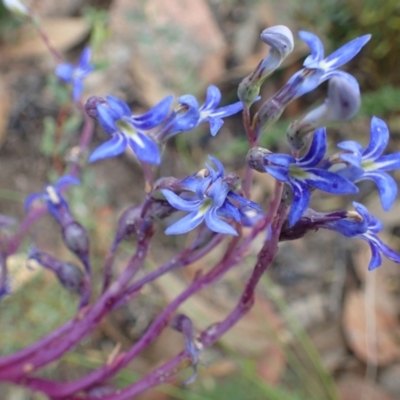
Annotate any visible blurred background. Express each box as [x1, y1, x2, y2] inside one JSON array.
[[1, 0, 400, 399]]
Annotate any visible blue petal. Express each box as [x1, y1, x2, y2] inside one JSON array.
[[209, 117, 224, 136], [166, 95, 200, 136], [323, 34, 371, 70], [78, 47, 92, 70], [372, 235, 400, 266], [338, 140, 363, 155], [205, 207, 238, 235], [208, 179, 230, 208], [132, 95, 173, 130], [367, 241, 382, 270], [298, 128, 326, 167], [72, 80, 83, 101], [55, 176, 80, 190], [105, 96, 131, 118], [161, 189, 202, 212], [228, 191, 262, 211], [207, 156, 225, 178], [165, 211, 205, 235], [55, 64, 74, 82], [97, 104, 118, 134], [286, 68, 324, 100], [304, 168, 358, 194], [360, 171, 397, 211], [264, 165, 290, 182], [89, 134, 127, 162], [375, 153, 400, 172], [209, 101, 244, 119], [265, 153, 295, 166], [202, 85, 221, 111], [363, 116, 389, 160], [218, 199, 241, 222], [128, 133, 161, 165], [298, 31, 325, 66], [335, 165, 364, 181], [288, 180, 310, 226]]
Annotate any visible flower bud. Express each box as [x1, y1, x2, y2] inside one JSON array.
[[84, 96, 107, 119], [28, 248, 84, 294], [238, 25, 294, 107], [253, 97, 285, 139], [246, 147, 272, 173], [287, 76, 361, 150], [62, 221, 90, 261]]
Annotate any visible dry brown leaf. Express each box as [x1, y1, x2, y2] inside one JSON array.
[[338, 376, 395, 400], [342, 290, 400, 366], [4, 18, 90, 60]]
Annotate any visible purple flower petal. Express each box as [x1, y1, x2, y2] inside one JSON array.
[[299, 31, 325, 66], [363, 116, 389, 160], [165, 211, 205, 235], [89, 134, 127, 162], [205, 207, 238, 235]]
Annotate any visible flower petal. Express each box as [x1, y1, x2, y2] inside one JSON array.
[[323, 34, 371, 70], [132, 95, 173, 130], [363, 116, 389, 160], [165, 211, 205, 235], [360, 171, 397, 211], [89, 134, 127, 162], [105, 96, 131, 118], [304, 168, 358, 194], [288, 180, 310, 226], [72, 80, 84, 101], [298, 31, 325, 66], [202, 85, 221, 111], [128, 133, 161, 164], [298, 127, 326, 167], [208, 117, 224, 136], [205, 207, 238, 235], [55, 64, 74, 82], [374, 152, 400, 172], [161, 189, 202, 212]]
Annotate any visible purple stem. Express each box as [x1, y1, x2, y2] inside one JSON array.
[[22, 232, 245, 398], [0, 227, 153, 382], [64, 198, 287, 400]]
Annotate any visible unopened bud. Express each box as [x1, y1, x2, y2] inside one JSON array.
[[287, 76, 361, 150], [62, 221, 89, 260], [253, 97, 285, 139], [85, 96, 107, 119], [28, 248, 84, 294], [246, 147, 272, 173], [238, 25, 294, 107]]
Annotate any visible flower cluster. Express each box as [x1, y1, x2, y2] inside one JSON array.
[[2, 17, 400, 400], [161, 156, 260, 235]]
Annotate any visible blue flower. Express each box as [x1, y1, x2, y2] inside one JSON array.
[[162, 157, 260, 235], [55, 47, 94, 101], [198, 85, 243, 136], [158, 86, 242, 141], [25, 175, 80, 222], [324, 202, 400, 270], [338, 117, 400, 211], [89, 95, 173, 165], [263, 128, 358, 226], [285, 31, 371, 100]]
